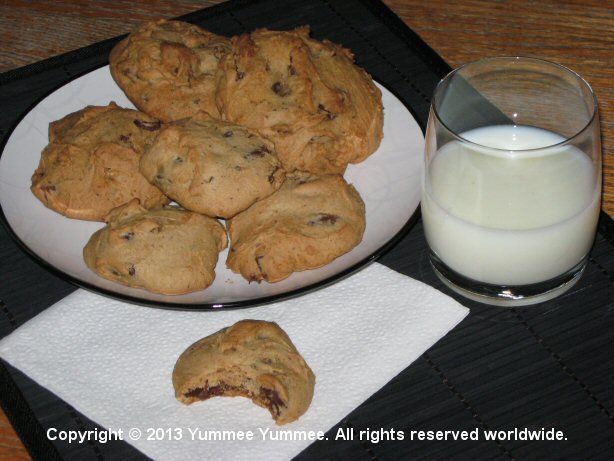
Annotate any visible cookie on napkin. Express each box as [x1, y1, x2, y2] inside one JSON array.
[[173, 320, 315, 425]]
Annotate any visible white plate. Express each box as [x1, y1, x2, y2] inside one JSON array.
[[0, 66, 424, 309]]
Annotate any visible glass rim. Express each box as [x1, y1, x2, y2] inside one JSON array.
[[431, 56, 599, 153]]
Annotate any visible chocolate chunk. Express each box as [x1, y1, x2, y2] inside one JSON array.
[[185, 382, 247, 400], [120, 232, 134, 240], [134, 119, 161, 131], [245, 145, 270, 159], [268, 166, 280, 184], [309, 213, 338, 225], [259, 387, 286, 417], [317, 104, 336, 120], [271, 81, 291, 97]]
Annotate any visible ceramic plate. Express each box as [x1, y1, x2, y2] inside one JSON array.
[[0, 66, 424, 309]]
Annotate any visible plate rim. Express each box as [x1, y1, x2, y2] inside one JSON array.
[[0, 63, 423, 311]]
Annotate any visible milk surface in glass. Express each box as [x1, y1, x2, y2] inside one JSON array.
[[422, 124, 600, 286]]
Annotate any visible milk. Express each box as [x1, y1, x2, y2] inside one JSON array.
[[422, 125, 600, 286]]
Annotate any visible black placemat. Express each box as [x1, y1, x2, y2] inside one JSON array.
[[1, 0, 613, 460]]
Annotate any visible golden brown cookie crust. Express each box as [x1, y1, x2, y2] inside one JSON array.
[[216, 27, 384, 174], [227, 172, 366, 283], [110, 19, 232, 121], [140, 113, 285, 219], [172, 320, 315, 425], [31, 103, 168, 221], [83, 199, 227, 294]]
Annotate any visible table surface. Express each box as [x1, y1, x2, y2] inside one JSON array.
[[0, 1, 612, 459]]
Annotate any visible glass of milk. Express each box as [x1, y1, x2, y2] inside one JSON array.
[[422, 57, 601, 306]]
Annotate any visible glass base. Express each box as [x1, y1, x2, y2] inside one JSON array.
[[429, 252, 586, 307]]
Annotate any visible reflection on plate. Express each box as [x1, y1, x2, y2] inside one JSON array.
[[0, 66, 423, 309]]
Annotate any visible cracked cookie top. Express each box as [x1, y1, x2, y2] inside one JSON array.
[[140, 113, 285, 219], [216, 27, 383, 174], [31, 102, 168, 221], [110, 19, 232, 121]]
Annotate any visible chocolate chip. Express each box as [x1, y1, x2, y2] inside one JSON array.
[[268, 166, 280, 184], [128, 265, 136, 276], [134, 119, 161, 131], [271, 81, 290, 96], [223, 130, 233, 138], [185, 381, 248, 401], [309, 213, 338, 225], [259, 387, 286, 417], [245, 145, 270, 160], [120, 232, 134, 240], [318, 104, 336, 120]]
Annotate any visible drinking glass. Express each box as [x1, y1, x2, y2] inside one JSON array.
[[421, 57, 601, 306]]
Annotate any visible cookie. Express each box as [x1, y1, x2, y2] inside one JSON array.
[[31, 103, 168, 221], [227, 173, 366, 282], [216, 27, 384, 174], [110, 19, 231, 121], [140, 113, 285, 219], [173, 320, 315, 425], [83, 199, 227, 294]]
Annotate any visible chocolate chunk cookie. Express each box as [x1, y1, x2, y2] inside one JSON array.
[[31, 103, 168, 221], [173, 320, 315, 425], [83, 199, 227, 294], [110, 19, 231, 121], [216, 27, 384, 174], [227, 173, 366, 282], [140, 113, 285, 219]]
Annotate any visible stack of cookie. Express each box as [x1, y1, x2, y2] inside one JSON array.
[[31, 19, 384, 295]]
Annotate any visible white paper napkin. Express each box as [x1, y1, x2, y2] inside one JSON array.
[[0, 263, 468, 460]]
